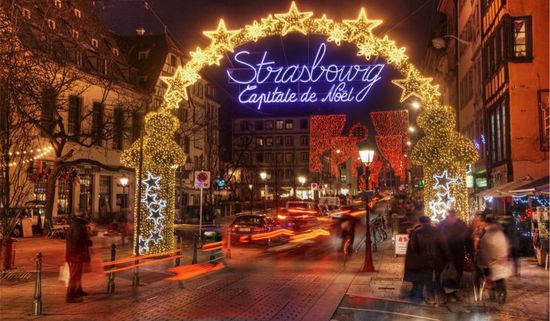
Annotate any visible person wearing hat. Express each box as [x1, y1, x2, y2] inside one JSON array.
[[65, 213, 93, 303]]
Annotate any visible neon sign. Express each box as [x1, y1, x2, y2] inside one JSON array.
[[227, 42, 385, 109]]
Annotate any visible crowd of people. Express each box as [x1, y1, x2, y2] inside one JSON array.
[[403, 208, 519, 305]]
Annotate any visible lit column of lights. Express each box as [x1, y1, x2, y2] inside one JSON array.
[[124, 1, 478, 226], [121, 111, 186, 255]]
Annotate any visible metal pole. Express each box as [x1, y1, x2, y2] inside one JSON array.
[[199, 187, 203, 240], [107, 244, 116, 294], [226, 228, 232, 259], [192, 233, 198, 264], [264, 184, 267, 212], [362, 167, 375, 272], [175, 235, 181, 266], [32, 252, 42, 316]]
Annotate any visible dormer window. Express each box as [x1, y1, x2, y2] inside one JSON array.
[[91, 38, 98, 48], [21, 8, 31, 19], [71, 29, 79, 39], [47, 19, 56, 30], [112, 48, 119, 56], [74, 9, 81, 18], [138, 50, 149, 61], [54, 0, 61, 8]]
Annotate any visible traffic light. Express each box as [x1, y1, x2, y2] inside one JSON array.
[[214, 177, 226, 189]]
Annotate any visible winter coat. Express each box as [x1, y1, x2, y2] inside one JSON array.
[[476, 223, 509, 269], [500, 216, 520, 250], [66, 217, 92, 263], [404, 224, 422, 282], [437, 218, 470, 275], [409, 223, 443, 269]]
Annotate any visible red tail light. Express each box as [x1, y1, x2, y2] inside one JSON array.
[[277, 214, 287, 220]]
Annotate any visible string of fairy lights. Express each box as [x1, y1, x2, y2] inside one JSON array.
[[121, 1, 480, 253], [1, 146, 54, 168]]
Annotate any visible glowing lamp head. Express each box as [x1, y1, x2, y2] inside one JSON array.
[[411, 101, 421, 110], [298, 176, 306, 185], [359, 148, 375, 166], [406, 141, 412, 146], [248, 184, 253, 190], [259, 171, 267, 181], [119, 176, 129, 187], [409, 126, 415, 133]]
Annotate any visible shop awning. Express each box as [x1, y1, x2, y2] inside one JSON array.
[[509, 176, 550, 195], [476, 178, 534, 198]]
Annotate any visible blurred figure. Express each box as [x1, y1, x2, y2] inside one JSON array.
[[338, 214, 357, 254], [500, 212, 520, 276], [437, 209, 471, 302], [476, 215, 511, 303], [404, 216, 443, 304], [65, 213, 93, 303]]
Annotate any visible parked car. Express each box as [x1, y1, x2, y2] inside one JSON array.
[[229, 214, 281, 245]]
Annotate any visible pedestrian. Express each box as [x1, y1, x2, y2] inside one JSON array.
[[476, 215, 511, 303], [404, 216, 443, 304], [437, 209, 471, 302], [499, 212, 520, 276], [338, 214, 357, 254], [65, 213, 93, 303]]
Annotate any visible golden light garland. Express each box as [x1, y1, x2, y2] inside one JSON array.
[[122, 1, 479, 243]]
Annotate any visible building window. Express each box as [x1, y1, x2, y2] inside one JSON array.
[[285, 120, 293, 129], [170, 54, 177, 66], [300, 119, 308, 129], [74, 50, 82, 66], [275, 136, 283, 146], [183, 136, 190, 154], [57, 180, 72, 215], [265, 120, 273, 129], [240, 120, 249, 131], [488, 98, 508, 165], [92, 102, 104, 146], [302, 152, 309, 162], [21, 8, 31, 19], [138, 50, 148, 61], [68, 95, 81, 136], [91, 38, 98, 48], [79, 175, 93, 213], [132, 112, 142, 142], [112, 48, 119, 56], [266, 137, 273, 146], [54, 0, 62, 8], [285, 136, 293, 146], [100, 59, 108, 75], [285, 153, 294, 163], [255, 120, 263, 131], [74, 8, 81, 18], [276, 153, 284, 164], [275, 120, 284, 129], [285, 169, 294, 179], [255, 153, 264, 163], [40, 88, 56, 134], [510, 16, 532, 60], [99, 175, 111, 217], [539, 90, 549, 151], [113, 108, 124, 150], [47, 19, 56, 30], [265, 152, 273, 163], [71, 29, 79, 39], [256, 137, 264, 147], [300, 135, 308, 146]]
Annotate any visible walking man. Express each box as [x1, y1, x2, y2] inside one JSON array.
[[65, 213, 93, 303]]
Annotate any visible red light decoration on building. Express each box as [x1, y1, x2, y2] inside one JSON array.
[[309, 115, 347, 173], [375, 135, 405, 178]]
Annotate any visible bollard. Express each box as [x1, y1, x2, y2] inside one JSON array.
[[32, 252, 42, 316], [192, 233, 198, 264], [107, 243, 116, 294], [226, 229, 232, 259], [175, 235, 181, 266], [132, 260, 140, 287]]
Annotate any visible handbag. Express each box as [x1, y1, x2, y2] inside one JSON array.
[[440, 263, 460, 293], [58, 262, 69, 287]]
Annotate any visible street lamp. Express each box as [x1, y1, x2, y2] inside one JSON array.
[[248, 184, 253, 214], [119, 176, 129, 211], [410, 101, 421, 110], [359, 145, 375, 272], [260, 171, 268, 212]]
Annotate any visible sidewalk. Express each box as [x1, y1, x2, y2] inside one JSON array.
[[344, 238, 550, 320]]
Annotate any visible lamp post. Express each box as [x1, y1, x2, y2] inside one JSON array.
[[260, 172, 267, 213], [119, 176, 129, 211], [359, 146, 375, 272], [248, 184, 253, 214]]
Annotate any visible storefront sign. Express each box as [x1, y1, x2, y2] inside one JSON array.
[[394, 234, 409, 256], [475, 177, 487, 188], [466, 175, 474, 188], [227, 42, 385, 109]]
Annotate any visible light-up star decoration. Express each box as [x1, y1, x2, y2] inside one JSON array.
[[343, 8, 382, 41], [203, 19, 240, 52], [391, 69, 433, 103], [274, 2, 313, 35], [139, 171, 167, 254], [428, 170, 459, 222]]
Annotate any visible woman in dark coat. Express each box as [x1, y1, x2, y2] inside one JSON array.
[[405, 216, 443, 303], [65, 214, 92, 303]]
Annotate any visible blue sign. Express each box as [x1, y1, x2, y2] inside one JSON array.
[[227, 42, 385, 110]]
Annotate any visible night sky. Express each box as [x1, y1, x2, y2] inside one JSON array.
[[97, 0, 440, 135]]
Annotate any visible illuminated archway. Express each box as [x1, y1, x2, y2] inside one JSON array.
[[122, 2, 478, 254]]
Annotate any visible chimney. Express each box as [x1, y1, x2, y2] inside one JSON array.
[[136, 27, 146, 36]]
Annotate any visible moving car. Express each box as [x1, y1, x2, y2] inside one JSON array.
[[228, 214, 281, 245], [277, 201, 319, 231]]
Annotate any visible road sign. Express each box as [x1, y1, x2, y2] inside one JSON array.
[[394, 234, 409, 256], [194, 171, 211, 189], [310, 183, 318, 190]]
